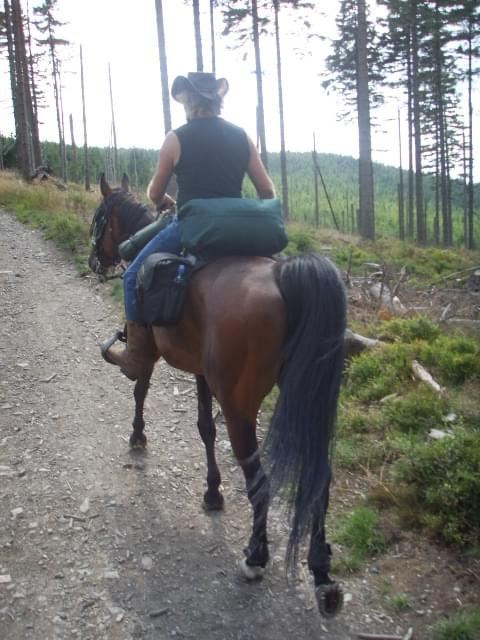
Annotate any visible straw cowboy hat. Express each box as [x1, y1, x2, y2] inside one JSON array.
[[171, 72, 229, 102]]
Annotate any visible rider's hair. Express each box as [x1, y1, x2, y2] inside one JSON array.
[[179, 90, 222, 120]]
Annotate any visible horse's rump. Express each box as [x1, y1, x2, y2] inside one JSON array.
[[152, 256, 286, 392]]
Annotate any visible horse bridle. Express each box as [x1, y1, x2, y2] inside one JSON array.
[[89, 192, 126, 272]]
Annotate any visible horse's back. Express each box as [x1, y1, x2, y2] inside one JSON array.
[[152, 257, 286, 392]]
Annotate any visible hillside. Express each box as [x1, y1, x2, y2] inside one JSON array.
[[1, 134, 479, 245]]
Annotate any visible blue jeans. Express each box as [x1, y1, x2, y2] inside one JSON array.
[[123, 216, 182, 322]]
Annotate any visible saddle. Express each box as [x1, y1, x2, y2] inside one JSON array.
[[135, 252, 196, 327]]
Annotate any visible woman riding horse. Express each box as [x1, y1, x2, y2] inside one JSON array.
[[101, 71, 275, 381]]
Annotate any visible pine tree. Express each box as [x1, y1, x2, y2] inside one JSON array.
[[33, 0, 69, 181]]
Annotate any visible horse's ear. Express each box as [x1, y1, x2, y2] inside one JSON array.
[[100, 173, 112, 198], [121, 173, 129, 192]]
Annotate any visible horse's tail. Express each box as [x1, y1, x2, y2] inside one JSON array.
[[266, 253, 346, 568]]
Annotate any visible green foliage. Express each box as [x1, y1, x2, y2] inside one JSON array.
[[377, 316, 440, 343], [379, 388, 448, 434], [333, 506, 387, 572], [284, 228, 316, 254], [34, 142, 480, 248], [344, 343, 414, 403], [387, 592, 412, 612], [432, 606, 480, 640], [395, 429, 480, 547], [419, 336, 480, 384]]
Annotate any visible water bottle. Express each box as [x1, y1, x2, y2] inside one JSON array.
[[174, 263, 186, 284]]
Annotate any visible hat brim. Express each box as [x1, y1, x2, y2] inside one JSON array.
[[171, 75, 229, 102]]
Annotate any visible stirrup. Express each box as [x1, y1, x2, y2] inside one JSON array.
[[100, 330, 124, 365]]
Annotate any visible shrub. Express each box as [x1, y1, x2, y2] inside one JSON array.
[[432, 606, 480, 640], [380, 388, 449, 434], [285, 229, 316, 254], [345, 343, 414, 403], [378, 316, 440, 343], [395, 429, 480, 547], [419, 336, 480, 384]]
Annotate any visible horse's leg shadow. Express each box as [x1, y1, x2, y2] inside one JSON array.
[[129, 368, 153, 449], [196, 375, 224, 511]]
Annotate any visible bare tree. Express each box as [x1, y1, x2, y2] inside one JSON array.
[[79, 44, 90, 190], [108, 62, 119, 182], [273, 0, 288, 219], [154, 0, 172, 135], [192, 0, 203, 71]]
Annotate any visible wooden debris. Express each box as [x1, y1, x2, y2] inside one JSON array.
[[344, 328, 383, 359], [412, 360, 443, 393], [357, 629, 414, 640]]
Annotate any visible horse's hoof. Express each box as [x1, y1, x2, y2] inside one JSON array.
[[129, 432, 147, 448], [203, 491, 224, 511], [315, 582, 344, 618], [239, 557, 265, 581]]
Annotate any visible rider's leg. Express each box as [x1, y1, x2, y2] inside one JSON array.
[[100, 217, 182, 380]]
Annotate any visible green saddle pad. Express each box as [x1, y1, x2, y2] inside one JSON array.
[[177, 197, 288, 258]]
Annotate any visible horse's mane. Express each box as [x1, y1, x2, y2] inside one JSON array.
[[110, 189, 154, 237]]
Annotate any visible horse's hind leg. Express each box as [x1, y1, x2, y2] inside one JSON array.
[[308, 475, 344, 617], [223, 409, 270, 579], [130, 368, 153, 448], [195, 375, 223, 510]]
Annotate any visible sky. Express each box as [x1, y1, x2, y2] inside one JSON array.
[[0, 0, 479, 180]]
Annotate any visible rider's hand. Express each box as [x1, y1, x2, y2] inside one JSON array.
[[157, 193, 176, 212]]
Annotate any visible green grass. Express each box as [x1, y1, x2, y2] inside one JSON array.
[[333, 506, 387, 572], [432, 606, 480, 640]]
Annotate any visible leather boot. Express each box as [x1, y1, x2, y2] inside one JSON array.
[[100, 322, 153, 381]]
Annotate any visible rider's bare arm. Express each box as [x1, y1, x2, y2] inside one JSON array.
[[147, 132, 181, 208], [246, 136, 276, 200]]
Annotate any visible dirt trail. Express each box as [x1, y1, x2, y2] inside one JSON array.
[[1, 209, 368, 639], [6, 208, 471, 640]]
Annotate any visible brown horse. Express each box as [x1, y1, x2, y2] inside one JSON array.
[[89, 174, 347, 617]]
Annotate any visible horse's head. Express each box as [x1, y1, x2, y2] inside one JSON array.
[[88, 173, 154, 276]]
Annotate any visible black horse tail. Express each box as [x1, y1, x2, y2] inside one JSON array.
[[265, 253, 346, 568]]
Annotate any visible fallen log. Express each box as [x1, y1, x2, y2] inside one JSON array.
[[344, 328, 384, 359], [411, 360, 443, 393]]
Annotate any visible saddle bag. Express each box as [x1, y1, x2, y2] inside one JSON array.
[[177, 197, 288, 258], [135, 252, 194, 326]]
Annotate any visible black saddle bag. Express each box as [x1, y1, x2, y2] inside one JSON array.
[[135, 252, 194, 326]]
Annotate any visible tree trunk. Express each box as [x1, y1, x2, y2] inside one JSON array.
[[10, 0, 33, 179], [313, 133, 319, 228], [69, 114, 78, 182], [466, 17, 475, 249], [192, 0, 203, 71], [411, 0, 426, 244], [80, 45, 90, 191], [24, 8, 42, 168], [48, 27, 66, 181], [397, 108, 405, 240], [356, 0, 375, 240], [273, 0, 289, 220], [251, 0, 268, 170], [154, 0, 172, 135], [108, 63, 119, 183], [406, 44, 415, 239], [209, 0, 216, 73]]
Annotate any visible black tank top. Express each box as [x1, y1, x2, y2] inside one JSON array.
[[173, 117, 250, 208]]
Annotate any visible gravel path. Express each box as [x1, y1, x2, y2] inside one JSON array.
[[0, 209, 361, 639]]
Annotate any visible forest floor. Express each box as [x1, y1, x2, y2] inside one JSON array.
[[0, 207, 479, 640]]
